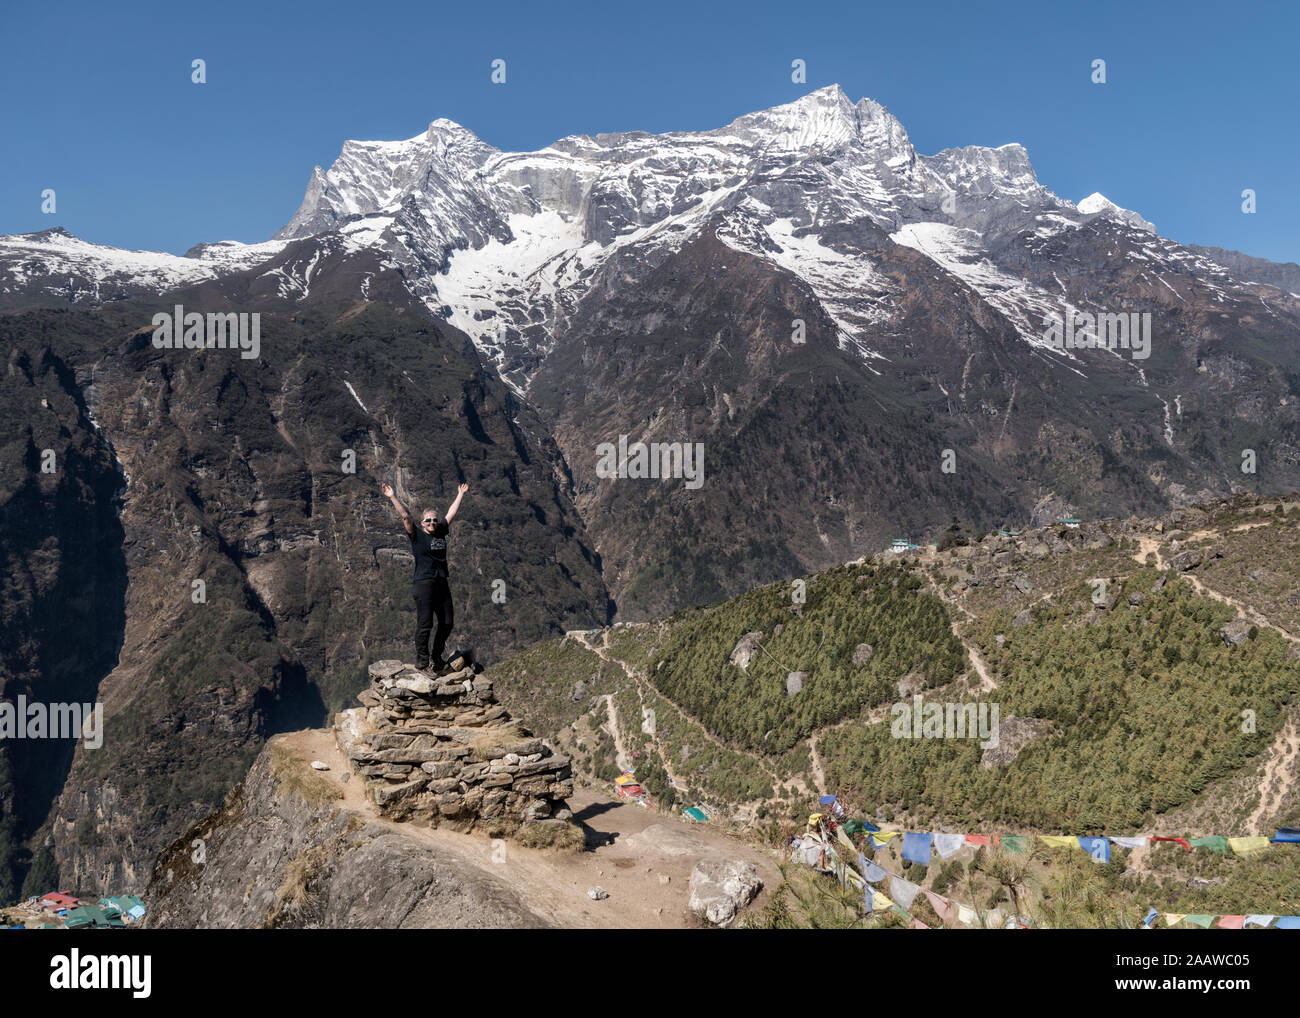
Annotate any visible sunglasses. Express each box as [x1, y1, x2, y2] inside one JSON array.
[[422, 517, 436, 523]]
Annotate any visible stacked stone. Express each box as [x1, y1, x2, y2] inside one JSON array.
[[334, 660, 573, 828]]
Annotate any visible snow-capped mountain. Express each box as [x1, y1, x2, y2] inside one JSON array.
[[6, 84, 1288, 391], [259, 84, 1297, 390]]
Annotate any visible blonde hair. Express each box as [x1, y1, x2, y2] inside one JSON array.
[[421, 508, 439, 521]]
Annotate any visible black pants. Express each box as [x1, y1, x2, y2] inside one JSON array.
[[413, 577, 454, 666]]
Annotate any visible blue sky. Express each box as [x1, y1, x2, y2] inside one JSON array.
[[2, 0, 1296, 262]]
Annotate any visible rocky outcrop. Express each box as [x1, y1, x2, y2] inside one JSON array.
[[334, 660, 573, 829], [1219, 619, 1254, 647], [145, 738, 546, 928], [730, 632, 764, 670], [980, 717, 1057, 769], [689, 858, 762, 926]]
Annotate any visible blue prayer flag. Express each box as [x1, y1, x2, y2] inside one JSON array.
[[902, 832, 932, 866]]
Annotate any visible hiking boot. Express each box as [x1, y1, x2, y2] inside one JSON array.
[[415, 658, 431, 672]]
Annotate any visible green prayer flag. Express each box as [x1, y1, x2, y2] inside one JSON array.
[[1189, 836, 1228, 854], [1182, 914, 1215, 928], [1001, 835, 1027, 854]]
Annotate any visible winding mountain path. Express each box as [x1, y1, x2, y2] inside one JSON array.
[[1247, 719, 1300, 836], [1129, 523, 1300, 835]]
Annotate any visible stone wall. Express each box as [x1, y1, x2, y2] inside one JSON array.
[[335, 660, 573, 829]]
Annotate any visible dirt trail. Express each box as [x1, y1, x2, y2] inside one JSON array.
[[574, 628, 788, 798], [601, 694, 634, 772], [281, 728, 781, 929], [1130, 529, 1300, 647], [1246, 718, 1300, 835], [1129, 523, 1300, 834], [928, 575, 998, 691], [808, 736, 828, 795]]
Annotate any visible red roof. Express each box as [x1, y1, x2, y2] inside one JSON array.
[[40, 893, 79, 907]]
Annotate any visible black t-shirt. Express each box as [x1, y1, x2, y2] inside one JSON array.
[[409, 521, 449, 581]]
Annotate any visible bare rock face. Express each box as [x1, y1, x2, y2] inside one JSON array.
[[851, 643, 874, 666], [689, 858, 762, 926], [144, 739, 547, 928], [334, 660, 573, 831], [730, 632, 765, 670], [896, 672, 925, 697], [1219, 619, 1254, 646], [786, 671, 806, 697], [980, 716, 1056, 768]]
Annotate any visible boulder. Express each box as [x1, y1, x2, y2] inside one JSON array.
[[896, 672, 925, 697], [786, 671, 806, 697], [1220, 619, 1254, 646], [689, 859, 762, 926], [851, 643, 874, 666], [730, 632, 765, 670]]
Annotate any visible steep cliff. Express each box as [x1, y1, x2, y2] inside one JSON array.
[[2, 251, 609, 897], [145, 737, 547, 928]]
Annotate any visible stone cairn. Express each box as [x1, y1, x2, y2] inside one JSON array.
[[334, 659, 573, 829]]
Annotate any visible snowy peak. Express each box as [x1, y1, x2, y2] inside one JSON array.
[[275, 119, 503, 241], [1076, 192, 1156, 234], [712, 85, 915, 166], [926, 143, 1039, 191], [0, 227, 286, 308], [718, 84, 860, 152]]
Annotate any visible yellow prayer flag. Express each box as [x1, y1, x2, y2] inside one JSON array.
[[1038, 835, 1079, 849], [1164, 913, 1186, 926], [1227, 837, 1270, 857], [872, 890, 894, 910], [872, 831, 900, 845]]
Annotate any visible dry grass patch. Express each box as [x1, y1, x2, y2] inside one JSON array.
[[468, 723, 528, 760], [516, 820, 585, 853], [270, 742, 343, 806]]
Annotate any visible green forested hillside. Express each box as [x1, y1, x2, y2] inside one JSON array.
[[487, 496, 1300, 841], [818, 571, 1300, 829], [647, 563, 966, 753]]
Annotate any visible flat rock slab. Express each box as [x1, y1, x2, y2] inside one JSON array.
[[622, 824, 712, 859]]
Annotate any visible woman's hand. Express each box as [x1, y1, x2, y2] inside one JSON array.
[[457, 482, 469, 495], [382, 483, 394, 498]]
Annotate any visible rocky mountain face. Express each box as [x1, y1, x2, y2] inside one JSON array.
[[0, 335, 128, 903], [2, 84, 1299, 898], [1185, 244, 1300, 295], [0, 249, 608, 897]]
